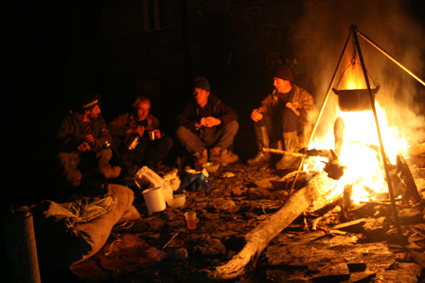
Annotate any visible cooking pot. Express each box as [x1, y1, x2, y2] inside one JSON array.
[[332, 84, 379, 112]]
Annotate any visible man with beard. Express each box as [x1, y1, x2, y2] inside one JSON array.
[[57, 92, 121, 187], [108, 96, 174, 176], [247, 64, 316, 169]]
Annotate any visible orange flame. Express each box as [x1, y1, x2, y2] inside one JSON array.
[[306, 75, 408, 204]]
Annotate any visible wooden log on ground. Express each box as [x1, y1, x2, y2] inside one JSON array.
[[201, 172, 341, 281]]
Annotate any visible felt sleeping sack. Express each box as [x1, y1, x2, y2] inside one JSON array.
[[34, 184, 136, 269]]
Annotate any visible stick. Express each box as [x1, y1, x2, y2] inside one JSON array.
[[162, 229, 182, 249], [263, 148, 305, 157]]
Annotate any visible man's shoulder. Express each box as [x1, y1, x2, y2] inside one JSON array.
[[293, 84, 311, 95], [122, 112, 132, 118], [94, 115, 108, 126], [62, 112, 79, 124], [147, 113, 158, 120], [208, 94, 221, 103]]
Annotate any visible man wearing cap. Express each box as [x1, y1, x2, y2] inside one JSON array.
[[248, 64, 316, 169], [57, 92, 121, 187], [108, 96, 174, 176], [175, 76, 239, 169]]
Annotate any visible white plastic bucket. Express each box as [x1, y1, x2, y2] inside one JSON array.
[[142, 187, 166, 213]]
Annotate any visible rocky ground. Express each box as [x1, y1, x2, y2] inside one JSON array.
[[39, 159, 425, 283]]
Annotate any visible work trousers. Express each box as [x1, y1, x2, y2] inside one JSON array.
[[58, 148, 113, 186], [117, 135, 174, 171], [254, 107, 302, 142], [176, 120, 239, 154]]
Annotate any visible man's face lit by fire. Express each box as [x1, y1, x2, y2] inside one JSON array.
[[137, 100, 151, 121], [193, 87, 210, 108], [273, 77, 292, 94], [86, 104, 101, 121]]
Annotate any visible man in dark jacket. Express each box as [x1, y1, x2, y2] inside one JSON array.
[[108, 96, 174, 176], [57, 92, 121, 187], [175, 76, 239, 169]]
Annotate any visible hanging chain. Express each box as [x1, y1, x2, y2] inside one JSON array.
[[351, 35, 357, 69]]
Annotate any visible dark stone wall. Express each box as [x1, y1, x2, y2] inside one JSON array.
[[98, 0, 306, 157], [3, 0, 425, 208], [2, 0, 307, 203]]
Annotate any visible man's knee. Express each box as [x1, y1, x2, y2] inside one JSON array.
[[176, 126, 190, 140], [58, 151, 79, 167], [226, 120, 239, 134], [161, 135, 174, 150], [96, 149, 113, 166]]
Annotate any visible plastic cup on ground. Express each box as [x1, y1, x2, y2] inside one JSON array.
[[184, 211, 197, 229]]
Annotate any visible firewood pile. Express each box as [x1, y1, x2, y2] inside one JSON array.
[[97, 145, 425, 283]]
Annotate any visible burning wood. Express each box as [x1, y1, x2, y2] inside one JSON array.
[[263, 147, 330, 157], [395, 153, 421, 204], [406, 142, 425, 157]]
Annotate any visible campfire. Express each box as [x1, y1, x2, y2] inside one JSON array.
[[204, 25, 425, 281]]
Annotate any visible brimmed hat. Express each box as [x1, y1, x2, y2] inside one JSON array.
[[274, 64, 294, 82], [193, 76, 210, 92]]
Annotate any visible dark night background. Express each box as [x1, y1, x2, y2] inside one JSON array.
[[1, 1, 425, 282], [2, 0, 425, 206]]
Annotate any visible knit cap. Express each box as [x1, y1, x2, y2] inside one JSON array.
[[274, 64, 294, 82], [193, 76, 210, 92]]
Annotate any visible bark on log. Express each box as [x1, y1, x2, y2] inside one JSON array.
[[201, 172, 341, 281]]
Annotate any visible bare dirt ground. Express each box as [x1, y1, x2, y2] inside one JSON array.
[[39, 160, 425, 283]]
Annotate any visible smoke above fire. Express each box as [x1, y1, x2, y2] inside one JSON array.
[[292, 0, 425, 146]]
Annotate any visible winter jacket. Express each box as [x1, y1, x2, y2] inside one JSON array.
[[175, 94, 238, 132], [108, 112, 160, 137], [57, 112, 111, 152], [258, 84, 316, 124]]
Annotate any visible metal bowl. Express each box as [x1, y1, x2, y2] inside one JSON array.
[[166, 194, 186, 208], [202, 162, 220, 173]]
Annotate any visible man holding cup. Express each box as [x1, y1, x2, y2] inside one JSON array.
[[108, 96, 173, 176]]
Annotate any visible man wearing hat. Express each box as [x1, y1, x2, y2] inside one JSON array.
[[248, 64, 316, 169], [57, 92, 121, 187], [175, 76, 239, 169]]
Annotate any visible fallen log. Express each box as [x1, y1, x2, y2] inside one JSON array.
[[200, 171, 341, 280]]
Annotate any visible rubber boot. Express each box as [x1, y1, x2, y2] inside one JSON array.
[[220, 149, 239, 166], [247, 126, 271, 165], [276, 131, 298, 170], [209, 147, 222, 163], [193, 148, 208, 170]]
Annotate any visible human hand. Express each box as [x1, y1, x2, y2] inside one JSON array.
[[286, 102, 300, 116], [78, 141, 91, 152], [205, 116, 221, 127], [85, 134, 95, 144], [251, 109, 263, 122], [151, 129, 162, 139], [199, 117, 208, 127]]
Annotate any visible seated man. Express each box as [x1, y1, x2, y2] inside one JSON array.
[[57, 92, 121, 187], [175, 76, 239, 169], [248, 64, 316, 169], [108, 96, 174, 176]]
